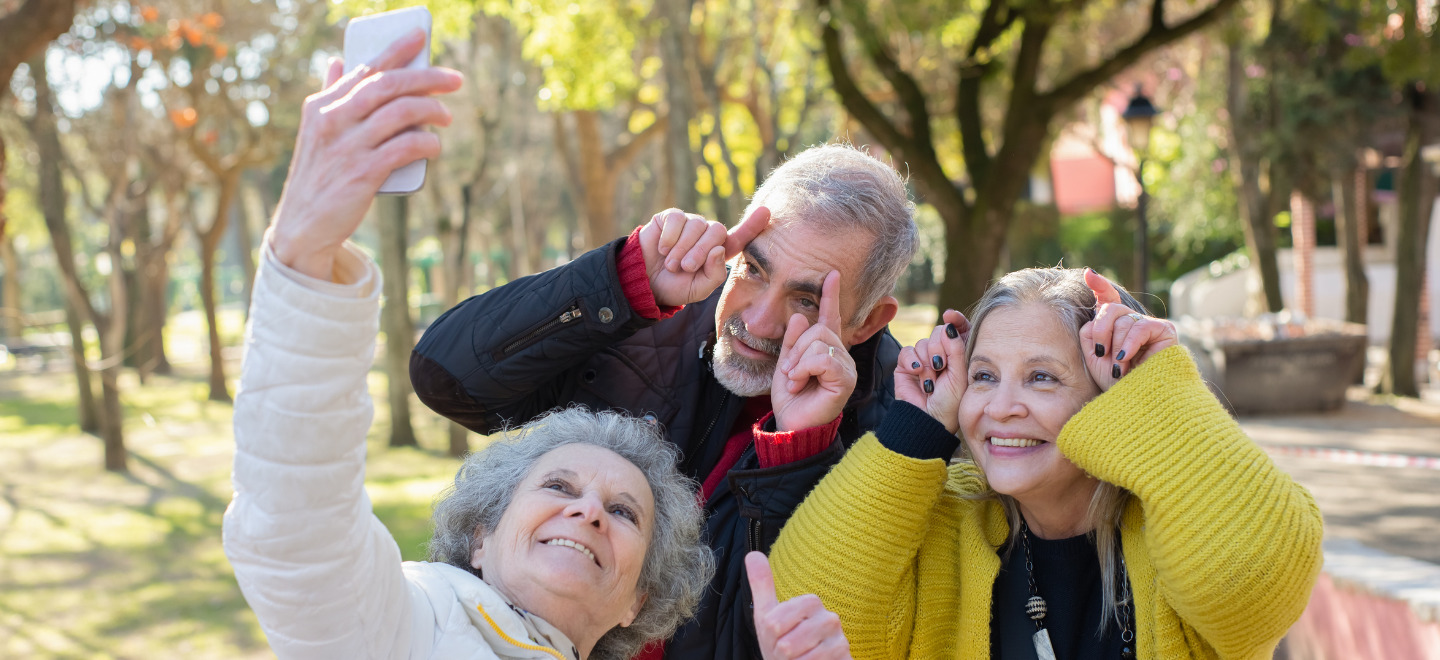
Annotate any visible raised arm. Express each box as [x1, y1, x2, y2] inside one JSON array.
[[222, 32, 461, 657], [1059, 345, 1323, 657], [1068, 270, 1322, 656]]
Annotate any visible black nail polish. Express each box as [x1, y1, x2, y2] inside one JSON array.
[[922, 379, 934, 394], [945, 323, 959, 339], [1112, 364, 1122, 379], [911, 361, 921, 370], [932, 355, 944, 371], [1115, 349, 1127, 361], [1095, 343, 1106, 358]]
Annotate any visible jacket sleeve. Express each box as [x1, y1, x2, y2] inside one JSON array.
[[768, 403, 958, 660], [222, 242, 426, 659], [1058, 345, 1324, 658], [410, 237, 655, 433]]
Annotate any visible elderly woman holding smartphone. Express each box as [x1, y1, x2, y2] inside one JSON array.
[[225, 31, 853, 660], [768, 267, 1324, 660]]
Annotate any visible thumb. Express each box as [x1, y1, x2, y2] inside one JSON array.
[[1084, 268, 1122, 305], [324, 57, 344, 88], [725, 205, 770, 258], [746, 551, 780, 620]]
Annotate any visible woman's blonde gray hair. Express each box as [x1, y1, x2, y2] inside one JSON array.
[[428, 407, 714, 660], [963, 267, 1147, 635]]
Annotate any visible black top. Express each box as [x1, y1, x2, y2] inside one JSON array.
[[991, 533, 1126, 660]]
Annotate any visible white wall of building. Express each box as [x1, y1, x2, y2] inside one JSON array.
[[1170, 194, 1440, 345]]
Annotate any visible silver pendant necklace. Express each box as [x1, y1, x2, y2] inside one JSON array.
[[1018, 520, 1136, 660]]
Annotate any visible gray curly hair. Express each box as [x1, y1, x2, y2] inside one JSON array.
[[428, 407, 714, 660]]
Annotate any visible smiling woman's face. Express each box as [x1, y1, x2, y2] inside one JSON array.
[[959, 303, 1101, 506], [473, 444, 654, 629]]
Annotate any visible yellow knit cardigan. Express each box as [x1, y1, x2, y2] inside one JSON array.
[[771, 346, 1324, 660]]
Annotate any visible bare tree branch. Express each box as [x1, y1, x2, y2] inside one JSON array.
[[1043, 0, 1240, 110], [844, 4, 932, 148], [607, 113, 668, 172], [0, 0, 78, 93]]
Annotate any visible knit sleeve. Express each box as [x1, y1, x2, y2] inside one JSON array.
[[1057, 345, 1324, 658], [769, 419, 950, 660]]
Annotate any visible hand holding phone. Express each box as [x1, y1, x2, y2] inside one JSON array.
[[343, 6, 434, 194], [269, 10, 460, 281]]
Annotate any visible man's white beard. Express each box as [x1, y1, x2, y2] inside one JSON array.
[[711, 317, 779, 397]]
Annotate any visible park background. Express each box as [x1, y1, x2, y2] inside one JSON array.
[[0, 0, 1437, 657]]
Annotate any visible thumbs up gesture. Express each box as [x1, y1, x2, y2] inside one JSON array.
[[746, 552, 853, 660]]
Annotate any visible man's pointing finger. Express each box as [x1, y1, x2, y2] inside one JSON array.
[[725, 205, 770, 258]]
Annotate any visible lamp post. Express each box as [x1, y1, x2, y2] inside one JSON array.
[[1122, 85, 1160, 299]]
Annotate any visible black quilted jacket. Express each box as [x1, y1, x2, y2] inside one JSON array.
[[410, 237, 899, 659]]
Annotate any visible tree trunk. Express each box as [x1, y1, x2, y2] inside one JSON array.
[[0, 234, 22, 339], [97, 350, 127, 472], [1226, 40, 1284, 313], [659, 0, 698, 211], [238, 180, 265, 320], [0, 0, 80, 230], [197, 171, 239, 402], [378, 195, 417, 448], [573, 111, 617, 250], [1334, 166, 1369, 326], [64, 298, 99, 433], [1381, 94, 1435, 397], [29, 52, 112, 443]]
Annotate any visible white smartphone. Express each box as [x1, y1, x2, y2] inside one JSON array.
[[343, 6, 432, 195]]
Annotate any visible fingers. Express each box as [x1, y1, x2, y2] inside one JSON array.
[[780, 310, 810, 357], [942, 309, 971, 346], [371, 131, 442, 181], [758, 594, 846, 660], [726, 205, 770, 258], [330, 67, 464, 122], [1085, 267, 1123, 305], [672, 218, 719, 271], [1113, 315, 1179, 377], [324, 57, 344, 88], [746, 552, 780, 621], [316, 28, 428, 104], [656, 209, 687, 256], [817, 270, 842, 336], [356, 96, 452, 147], [784, 340, 855, 395]]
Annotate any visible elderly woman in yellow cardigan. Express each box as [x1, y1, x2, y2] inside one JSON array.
[[768, 267, 1323, 660]]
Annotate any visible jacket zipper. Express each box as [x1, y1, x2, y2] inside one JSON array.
[[686, 391, 730, 478], [747, 516, 760, 552], [497, 306, 583, 359]]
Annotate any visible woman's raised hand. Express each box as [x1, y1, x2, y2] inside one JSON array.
[[270, 29, 463, 280], [747, 552, 853, 660], [894, 309, 969, 434], [1079, 268, 1179, 391]]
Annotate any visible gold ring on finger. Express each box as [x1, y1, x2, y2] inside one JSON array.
[[827, 346, 836, 358], [1127, 313, 1144, 322]]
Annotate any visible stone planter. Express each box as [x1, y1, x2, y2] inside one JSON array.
[[1179, 320, 1368, 415]]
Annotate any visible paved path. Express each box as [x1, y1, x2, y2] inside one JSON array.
[[1240, 389, 1440, 565]]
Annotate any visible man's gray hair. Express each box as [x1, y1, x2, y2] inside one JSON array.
[[744, 143, 918, 325], [428, 407, 714, 660]]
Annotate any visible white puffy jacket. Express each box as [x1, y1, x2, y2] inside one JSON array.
[[222, 240, 578, 660]]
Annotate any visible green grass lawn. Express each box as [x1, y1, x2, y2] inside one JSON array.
[[0, 335, 468, 659], [0, 304, 940, 658]]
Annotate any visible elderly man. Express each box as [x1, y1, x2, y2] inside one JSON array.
[[412, 143, 918, 659]]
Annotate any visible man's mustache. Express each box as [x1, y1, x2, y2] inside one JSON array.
[[722, 316, 781, 358]]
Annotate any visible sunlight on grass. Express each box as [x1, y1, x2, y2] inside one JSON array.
[[0, 344, 467, 658]]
